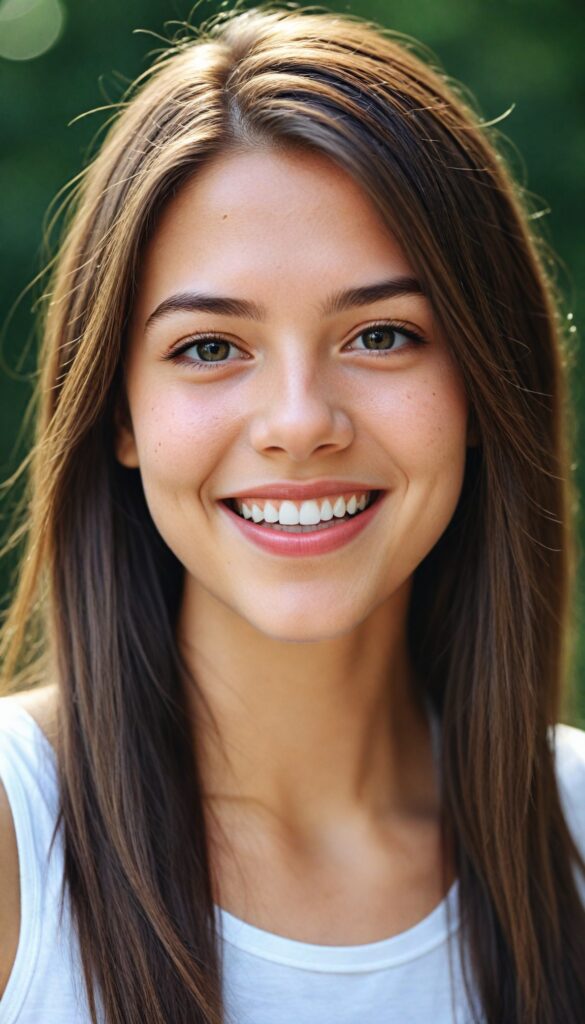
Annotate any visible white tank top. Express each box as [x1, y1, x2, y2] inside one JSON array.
[[1, 694, 584, 1024]]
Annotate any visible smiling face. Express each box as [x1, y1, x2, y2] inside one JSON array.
[[116, 146, 471, 642]]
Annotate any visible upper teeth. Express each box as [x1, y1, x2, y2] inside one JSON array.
[[233, 492, 371, 525]]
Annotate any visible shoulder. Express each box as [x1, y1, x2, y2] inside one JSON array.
[[0, 685, 59, 1000], [0, 770, 19, 999]]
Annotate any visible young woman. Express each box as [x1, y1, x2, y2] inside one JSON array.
[[0, 5, 584, 1023]]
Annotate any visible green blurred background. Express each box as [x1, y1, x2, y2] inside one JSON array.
[[1, 0, 584, 723]]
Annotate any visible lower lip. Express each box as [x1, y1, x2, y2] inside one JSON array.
[[218, 493, 386, 557]]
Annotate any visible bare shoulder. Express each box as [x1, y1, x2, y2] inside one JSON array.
[[0, 769, 19, 1000], [0, 684, 59, 999]]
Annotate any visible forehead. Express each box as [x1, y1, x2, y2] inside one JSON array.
[[133, 148, 416, 318]]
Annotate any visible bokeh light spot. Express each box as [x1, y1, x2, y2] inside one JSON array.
[[0, 0, 65, 61]]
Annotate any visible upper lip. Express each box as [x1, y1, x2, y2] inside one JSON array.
[[221, 480, 383, 501]]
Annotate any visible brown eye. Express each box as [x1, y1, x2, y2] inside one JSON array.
[[348, 322, 427, 355], [361, 327, 399, 350], [168, 334, 245, 371], [192, 339, 232, 362]]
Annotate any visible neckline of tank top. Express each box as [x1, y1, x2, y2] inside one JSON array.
[[3, 694, 460, 969], [216, 696, 460, 972]]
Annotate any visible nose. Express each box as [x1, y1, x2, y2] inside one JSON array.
[[247, 356, 354, 463]]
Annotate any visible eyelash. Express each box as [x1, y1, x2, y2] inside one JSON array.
[[165, 320, 428, 371]]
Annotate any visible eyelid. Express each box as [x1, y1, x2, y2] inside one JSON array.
[[164, 319, 428, 368], [346, 319, 428, 349], [163, 330, 246, 365]]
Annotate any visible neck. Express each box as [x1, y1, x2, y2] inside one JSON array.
[[177, 577, 439, 845]]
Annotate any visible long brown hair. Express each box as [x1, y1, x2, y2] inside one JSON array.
[[1, 5, 583, 1022]]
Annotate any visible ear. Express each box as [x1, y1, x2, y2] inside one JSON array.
[[113, 391, 140, 468]]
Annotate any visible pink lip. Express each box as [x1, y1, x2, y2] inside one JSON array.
[[222, 480, 380, 501], [218, 492, 386, 557]]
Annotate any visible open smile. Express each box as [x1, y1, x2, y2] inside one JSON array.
[[218, 490, 387, 557]]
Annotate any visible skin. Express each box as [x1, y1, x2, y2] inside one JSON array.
[[115, 147, 472, 941]]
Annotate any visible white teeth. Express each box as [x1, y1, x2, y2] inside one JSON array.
[[278, 500, 300, 525], [298, 500, 321, 526], [233, 491, 373, 524], [320, 499, 334, 521], [263, 501, 279, 523], [333, 496, 346, 518]]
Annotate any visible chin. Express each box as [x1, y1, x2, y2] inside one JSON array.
[[246, 606, 362, 644]]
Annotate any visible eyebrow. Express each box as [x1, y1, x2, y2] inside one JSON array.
[[143, 275, 424, 333]]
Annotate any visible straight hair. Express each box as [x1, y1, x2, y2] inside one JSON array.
[[1, 5, 584, 1022]]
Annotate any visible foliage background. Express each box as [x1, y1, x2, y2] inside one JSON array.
[[1, 0, 584, 722]]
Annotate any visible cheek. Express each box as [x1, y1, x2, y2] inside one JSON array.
[[364, 365, 469, 552], [369, 367, 469, 471], [129, 382, 237, 491], [363, 368, 469, 577]]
